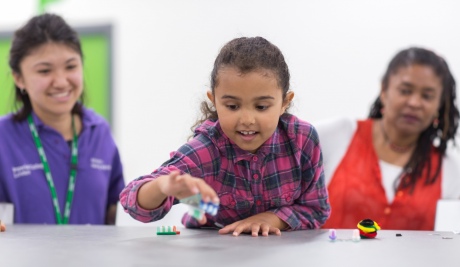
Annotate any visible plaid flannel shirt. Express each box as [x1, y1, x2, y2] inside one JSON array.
[[120, 113, 330, 230]]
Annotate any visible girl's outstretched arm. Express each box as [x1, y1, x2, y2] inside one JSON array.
[[120, 170, 219, 223], [138, 171, 219, 210]]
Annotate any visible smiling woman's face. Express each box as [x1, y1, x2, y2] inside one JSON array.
[[13, 42, 83, 120], [380, 63, 442, 136]]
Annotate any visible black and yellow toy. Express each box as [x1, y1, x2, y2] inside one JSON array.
[[357, 219, 381, 239]]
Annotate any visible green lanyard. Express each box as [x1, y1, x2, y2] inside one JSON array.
[[27, 114, 78, 225]]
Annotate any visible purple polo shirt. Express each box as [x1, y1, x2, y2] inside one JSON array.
[[0, 108, 125, 224]]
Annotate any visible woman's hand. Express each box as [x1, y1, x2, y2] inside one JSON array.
[[218, 212, 287, 237], [0, 221, 5, 232]]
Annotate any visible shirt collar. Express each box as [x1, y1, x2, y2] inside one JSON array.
[[30, 107, 101, 130]]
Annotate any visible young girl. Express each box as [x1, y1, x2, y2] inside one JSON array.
[[120, 37, 330, 236]]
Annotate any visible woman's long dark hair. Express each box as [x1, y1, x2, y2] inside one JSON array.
[[369, 47, 459, 192]]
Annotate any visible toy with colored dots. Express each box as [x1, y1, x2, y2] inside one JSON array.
[[157, 225, 180, 235], [179, 193, 219, 220], [357, 219, 381, 239]]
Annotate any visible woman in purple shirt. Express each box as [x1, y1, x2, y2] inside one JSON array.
[[120, 37, 330, 236], [0, 14, 125, 227]]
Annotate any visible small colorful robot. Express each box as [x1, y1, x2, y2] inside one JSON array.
[[357, 219, 381, 239]]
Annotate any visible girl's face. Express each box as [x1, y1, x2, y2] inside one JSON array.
[[208, 67, 293, 153], [380, 64, 442, 136], [13, 42, 83, 119]]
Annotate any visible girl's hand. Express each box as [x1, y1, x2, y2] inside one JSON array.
[[138, 171, 219, 219], [0, 221, 5, 232], [218, 212, 287, 237], [157, 171, 219, 225], [158, 171, 219, 203]]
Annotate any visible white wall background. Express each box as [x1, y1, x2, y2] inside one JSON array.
[[1, 0, 460, 226]]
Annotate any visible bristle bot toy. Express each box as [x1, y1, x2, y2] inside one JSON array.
[[328, 229, 337, 241], [352, 229, 361, 242], [179, 194, 219, 220], [357, 219, 381, 239], [157, 225, 180, 235]]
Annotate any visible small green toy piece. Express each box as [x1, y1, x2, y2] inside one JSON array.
[[157, 225, 180, 235]]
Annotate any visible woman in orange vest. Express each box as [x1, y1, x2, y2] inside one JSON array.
[[317, 47, 460, 230]]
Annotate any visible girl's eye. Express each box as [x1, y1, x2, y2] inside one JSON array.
[[226, 105, 238, 110], [67, 65, 77, 70], [256, 105, 268, 111]]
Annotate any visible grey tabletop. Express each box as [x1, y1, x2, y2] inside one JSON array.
[[0, 225, 459, 267]]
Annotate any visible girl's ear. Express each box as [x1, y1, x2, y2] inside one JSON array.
[[282, 91, 294, 112], [12, 71, 25, 90], [207, 91, 215, 105]]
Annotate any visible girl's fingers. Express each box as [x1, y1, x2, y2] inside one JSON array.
[[177, 173, 199, 195], [167, 172, 219, 205], [218, 223, 236, 235], [195, 180, 219, 204], [197, 214, 207, 225], [219, 221, 281, 237], [251, 224, 261, 237], [260, 224, 270, 237], [272, 227, 282, 236], [232, 223, 251, 236], [181, 174, 218, 203], [166, 171, 181, 185], [169, 171, 180, 180]]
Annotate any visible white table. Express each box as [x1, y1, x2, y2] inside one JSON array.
[[0, 225, 459, 267]]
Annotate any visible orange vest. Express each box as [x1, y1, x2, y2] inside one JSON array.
[[323, 119, 441, 230]]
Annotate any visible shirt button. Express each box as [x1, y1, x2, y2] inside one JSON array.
[[397, 191, 404, 197], [253, 173, 259, 179], [384, 207, 391, 215], [252, 156, 258, 161], [286, 196, 291, 202], [256, 200, 262, 205]]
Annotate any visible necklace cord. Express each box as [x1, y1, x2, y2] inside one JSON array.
[[380, 120, 415, 153], [27, 114, 78, 224]]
